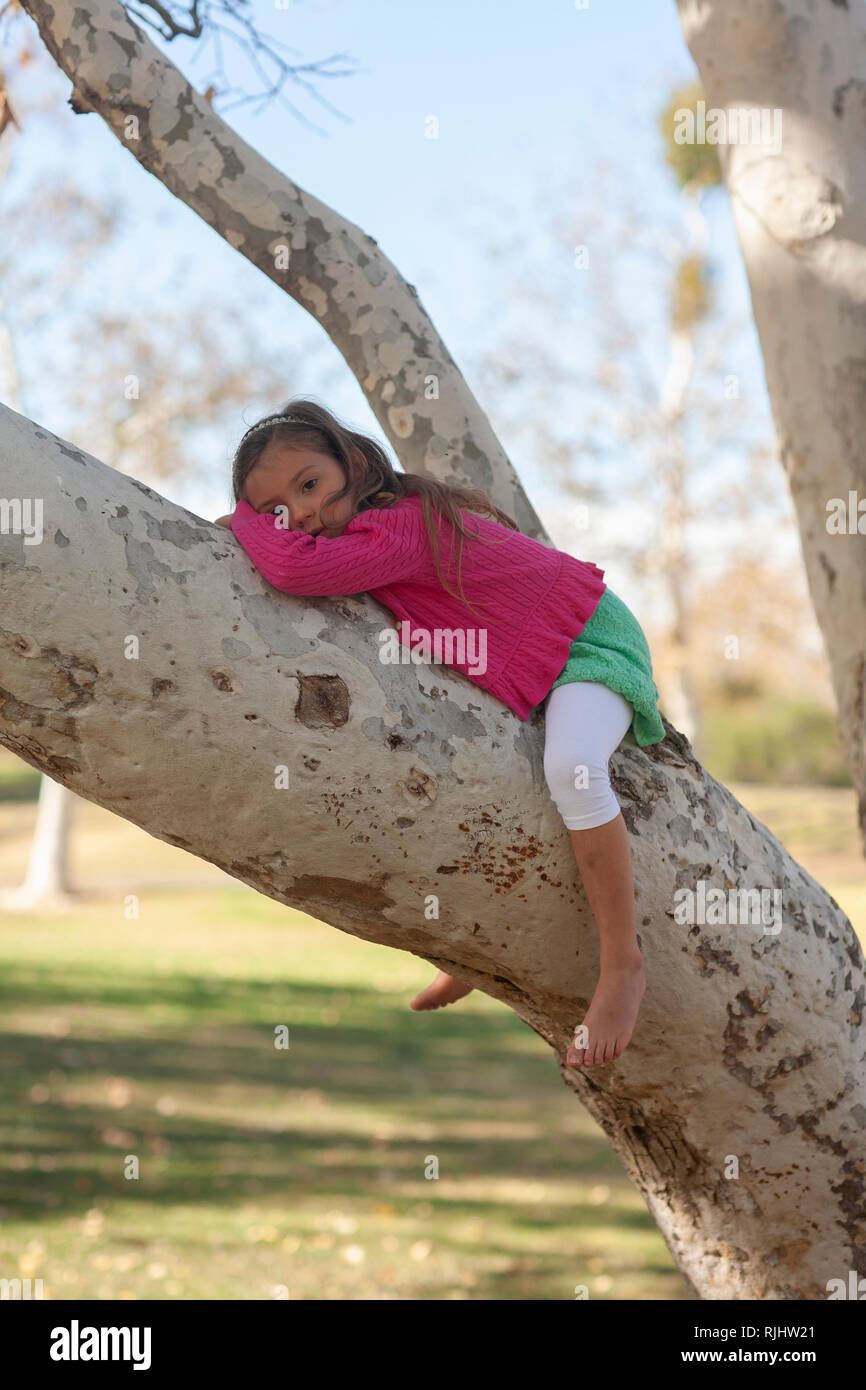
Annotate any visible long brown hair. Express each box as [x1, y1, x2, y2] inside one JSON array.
[[231, 397, 519, 619]]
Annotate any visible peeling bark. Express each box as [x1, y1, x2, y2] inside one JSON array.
[[2, 402, 864, 1298], [17, 0, 546, 542], [676, 0, 866, 851]]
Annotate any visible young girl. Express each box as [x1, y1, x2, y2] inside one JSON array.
[[216, 398, 666, 1068]]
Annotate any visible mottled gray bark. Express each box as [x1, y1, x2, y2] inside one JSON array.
[[1, 401, 864, 1299], [676, 0, 866, 852], [17, 0, 546, 543]]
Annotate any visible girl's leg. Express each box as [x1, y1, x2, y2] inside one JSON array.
[[410, 680, 646, 1049], [543, 681, 646, 1067]]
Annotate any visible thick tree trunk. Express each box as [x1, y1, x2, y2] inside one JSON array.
[[17, 0, 546, 543], [0, 298, 79, 912], [1, 401, 864, 1298], [675, 0, 866, 851], [1, 775, 77, 911]]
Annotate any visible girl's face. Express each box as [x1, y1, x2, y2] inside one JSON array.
[[241, 442, 354, 538]]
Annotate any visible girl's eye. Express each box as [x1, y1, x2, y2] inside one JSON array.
[[268, 479, 316, 513]]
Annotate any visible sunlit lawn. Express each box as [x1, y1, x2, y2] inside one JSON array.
[[0, 763, 862, 1300]]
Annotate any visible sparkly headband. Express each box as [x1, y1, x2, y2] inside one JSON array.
[[241, 414, 306, 441]]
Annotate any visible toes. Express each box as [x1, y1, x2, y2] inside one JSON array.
[[569, 1028, 627, 1068], [569, 1026, 589, 1068]]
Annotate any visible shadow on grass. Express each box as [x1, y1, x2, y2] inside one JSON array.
[[0, 953, 684, 1298], [1, 962, 622, 1188]]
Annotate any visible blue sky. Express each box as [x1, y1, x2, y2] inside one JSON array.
[[2, 0, 791, 619]]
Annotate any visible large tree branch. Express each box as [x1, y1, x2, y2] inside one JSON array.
[[18, 0, 547, 542], [2, 401, 864, 1298], [12, 0, 866, 1299]]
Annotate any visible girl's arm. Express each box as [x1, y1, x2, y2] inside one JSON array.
[[225, 497, 426, 596]]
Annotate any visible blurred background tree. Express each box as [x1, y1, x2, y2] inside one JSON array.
[[454, 84, 848, 784], [0, 39, 330, 909]]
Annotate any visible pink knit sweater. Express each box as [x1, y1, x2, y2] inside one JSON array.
[[229, 495, 606, 720]]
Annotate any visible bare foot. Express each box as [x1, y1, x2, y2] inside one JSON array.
[[410, 970, 473, 1011], [567, 957, 646, 1067]]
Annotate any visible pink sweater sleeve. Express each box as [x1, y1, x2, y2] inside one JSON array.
[[229, 497, 426, 596]]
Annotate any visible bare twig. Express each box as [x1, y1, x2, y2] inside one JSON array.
[[122, 0, 361, 128]]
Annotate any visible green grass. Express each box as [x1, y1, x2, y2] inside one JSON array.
[[0, 892, 684, 1301], [0, 755, 40, 802], [1, 759, 863, 1301], [701, 697, 851, 786]]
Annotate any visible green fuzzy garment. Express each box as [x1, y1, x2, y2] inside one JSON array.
[[548, 587, 666, 747]]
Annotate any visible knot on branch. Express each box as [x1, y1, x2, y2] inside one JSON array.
[[295, 674, 350, 728]]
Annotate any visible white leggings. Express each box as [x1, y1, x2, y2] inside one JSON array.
[[543, 680, 634, 830]]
